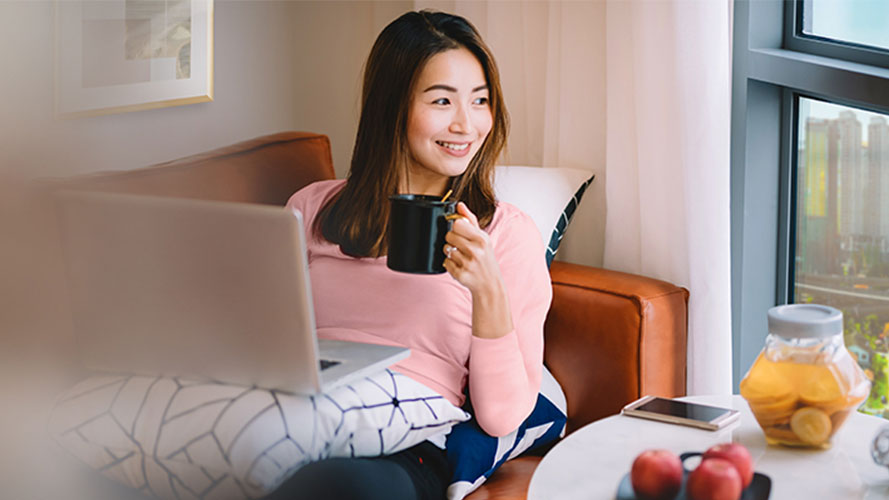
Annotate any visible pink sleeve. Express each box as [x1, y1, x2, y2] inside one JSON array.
[[285, 179, 342, 234], [468, 209, 553, 437], [286, 185, 312, 222]]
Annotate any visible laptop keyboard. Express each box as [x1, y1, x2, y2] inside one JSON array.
[[319, 359, 341, 371]]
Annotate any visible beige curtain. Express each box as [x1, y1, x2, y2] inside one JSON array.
[[604, 0, 733, 395]]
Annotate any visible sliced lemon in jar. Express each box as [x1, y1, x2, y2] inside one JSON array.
[[799, 367, 843, 406], [790, 407, 832, 445], [740, 363, 795, 403], [750, 397, 797, 426], [750, 392, 798, 412]]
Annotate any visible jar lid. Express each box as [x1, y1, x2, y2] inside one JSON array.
[[767, 304, 843, 339]]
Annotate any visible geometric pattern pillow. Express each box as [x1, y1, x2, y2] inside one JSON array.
[[48, 369, 469, 500], [493, 165, 595, 266], [445, 366, 567, 500]]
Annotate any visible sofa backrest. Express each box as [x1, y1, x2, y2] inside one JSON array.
[[56, 132, 335, 205]]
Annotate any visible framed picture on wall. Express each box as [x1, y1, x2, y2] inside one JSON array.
[[55, 0, 214, 117]]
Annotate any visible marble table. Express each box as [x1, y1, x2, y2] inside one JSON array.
[[527, 395, 889, 499]]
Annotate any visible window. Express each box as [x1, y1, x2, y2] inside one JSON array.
[[732, 1, 889, 419], [794, 97, 889, 417], [799, 0, 889, 52]]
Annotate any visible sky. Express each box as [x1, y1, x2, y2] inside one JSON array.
[[808, 0, 889, 51]]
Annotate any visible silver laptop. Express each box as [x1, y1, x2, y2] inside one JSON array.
[[55, 190, 409, 394]]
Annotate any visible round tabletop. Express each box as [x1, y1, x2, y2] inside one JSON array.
[[527, 395, 889, 499]]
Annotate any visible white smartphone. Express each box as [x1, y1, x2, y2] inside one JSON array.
[[620, 396, 740, 430]]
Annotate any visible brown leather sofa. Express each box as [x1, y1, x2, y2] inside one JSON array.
[[53, 131, 689, 499]]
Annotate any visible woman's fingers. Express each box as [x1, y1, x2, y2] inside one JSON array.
[[444, 202, 501, 292], [443, 244, 464, 266], [445, 231, 474, 252], [445, 232, 485, 265], [443, 256, 463, 278], [456, 202, 479, 228], [449, 217, 488, 247]]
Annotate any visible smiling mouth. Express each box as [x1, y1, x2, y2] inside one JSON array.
[[435, 140, 469, 151]]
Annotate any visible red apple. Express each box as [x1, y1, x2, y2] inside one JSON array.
[[686, 457, 743, 500], [702, 442, 754, 488], [630, 449, 683, 500]]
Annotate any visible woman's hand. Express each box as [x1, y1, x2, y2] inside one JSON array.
[[442, 202, 500, 293], [443, 202, 514, 338]]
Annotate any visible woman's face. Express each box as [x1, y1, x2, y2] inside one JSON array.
[[404, 47, 493, 195]]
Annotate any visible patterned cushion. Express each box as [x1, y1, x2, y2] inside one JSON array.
[[48, 369, 469, 500], [494, 166, 595, 266], [445, 366, 567, 500]]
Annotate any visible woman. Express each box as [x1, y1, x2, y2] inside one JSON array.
[[274, 10, 552, 500]]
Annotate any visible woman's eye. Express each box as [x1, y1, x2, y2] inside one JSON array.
[[432, 98, 450, 105], [473, 97, 489, 105]]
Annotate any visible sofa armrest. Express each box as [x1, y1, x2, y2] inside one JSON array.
[[543, 261, 688, 434]]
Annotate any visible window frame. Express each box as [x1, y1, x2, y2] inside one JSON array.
[[731, 0, 889, 389]]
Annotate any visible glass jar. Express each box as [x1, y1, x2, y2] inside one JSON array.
[[740, 304, 871, 449]]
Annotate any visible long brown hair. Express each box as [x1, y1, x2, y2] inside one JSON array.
[[314, 10, 509, 258]]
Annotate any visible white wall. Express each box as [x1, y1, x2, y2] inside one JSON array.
[[0, 1, 303, 179], [289, 1, 412, 176]]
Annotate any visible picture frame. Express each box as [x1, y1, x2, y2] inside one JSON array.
[[55, 0, 214, 117]]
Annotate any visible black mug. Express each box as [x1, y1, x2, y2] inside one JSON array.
[[387, 194, 457, 274]]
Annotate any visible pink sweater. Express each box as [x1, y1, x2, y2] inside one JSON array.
[[287, 180, 552, 436]]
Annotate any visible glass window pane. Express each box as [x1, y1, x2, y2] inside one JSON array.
[[801, 0, 889, 51], [795, 96, 889, 419]]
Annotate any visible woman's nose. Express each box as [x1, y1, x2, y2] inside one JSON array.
[[449, 105, 472, 134]]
